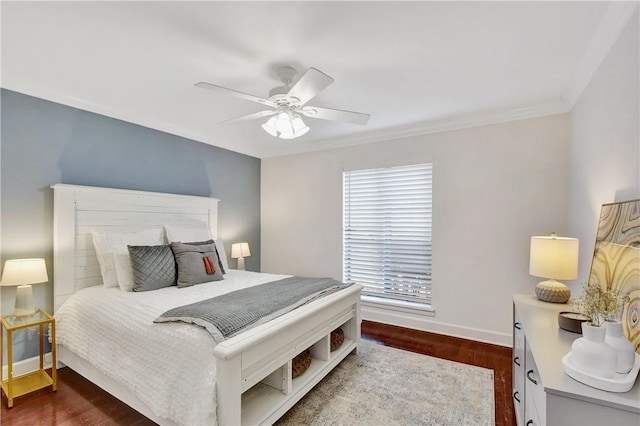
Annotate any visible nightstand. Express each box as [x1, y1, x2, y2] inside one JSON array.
[[1, 309, 57, 407]]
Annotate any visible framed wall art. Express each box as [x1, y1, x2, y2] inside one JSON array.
[[589, 199, 640, 353]]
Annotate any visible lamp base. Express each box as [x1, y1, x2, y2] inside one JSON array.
[[535, 280, 571, 303], [14, 284, 36, 317], [237, 257, 246, 271]]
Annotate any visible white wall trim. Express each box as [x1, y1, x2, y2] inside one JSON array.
[[1, 352, 53, 381], [362, 304, 512, 348], [7, 84, 572, 160], [263, 100, 571, 158], [564, 1, 639, 107]]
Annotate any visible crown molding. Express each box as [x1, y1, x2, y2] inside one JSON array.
[[262, 99, 572, 158], [564, 1, 639, 107]]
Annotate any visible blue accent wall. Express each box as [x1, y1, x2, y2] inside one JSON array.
[[1, 89, 261, 361]]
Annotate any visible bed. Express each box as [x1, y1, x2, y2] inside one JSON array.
[[51, 184, 362, 425]]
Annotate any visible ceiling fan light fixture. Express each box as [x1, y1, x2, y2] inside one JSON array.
[[275, 112, 293, 134], [262, 111, 309, 139], [291, 114, 310, 135], [261, 116, 278, 136]]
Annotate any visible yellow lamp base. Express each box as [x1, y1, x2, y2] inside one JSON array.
[[535, 280, 570, 303]]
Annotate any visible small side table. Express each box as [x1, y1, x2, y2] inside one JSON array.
[[1, 309, 57, 407]]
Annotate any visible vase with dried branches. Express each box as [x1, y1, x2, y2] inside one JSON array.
[[572, 283, 634, 376], [578, 282, 628, 327]]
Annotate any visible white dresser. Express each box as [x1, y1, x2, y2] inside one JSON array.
[[513, 294, 640, 425]]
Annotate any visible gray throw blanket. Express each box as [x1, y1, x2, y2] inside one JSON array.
[[154, 277, 353, 343]]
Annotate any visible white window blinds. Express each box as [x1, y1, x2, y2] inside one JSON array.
[[343, 163, 432, 306]]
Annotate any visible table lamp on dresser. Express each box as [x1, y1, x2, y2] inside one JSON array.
[[0, 258, 49, 316], [529, 233, 579, 303]]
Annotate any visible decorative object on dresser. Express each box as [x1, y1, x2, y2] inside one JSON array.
[[588, 199, 640, 355], [0, 258, 49, 317], [558, 311, 588, 333], [605, 321, 636, 374], [569, 322, 617, 379], [529, 233, 579, 303], [231, 241, 251, 270], [562, 283, 638, 391], [577, 282, 629, 327]]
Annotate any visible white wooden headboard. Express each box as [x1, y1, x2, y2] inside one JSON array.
[[51, 184, 220, 312]]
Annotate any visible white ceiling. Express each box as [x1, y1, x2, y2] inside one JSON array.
[[1, 1, 637, 158]]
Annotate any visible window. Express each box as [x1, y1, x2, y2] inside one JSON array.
[[343, 163, 432, 307]]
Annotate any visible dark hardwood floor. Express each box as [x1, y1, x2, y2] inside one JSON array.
[[2, 320, 515, 425]]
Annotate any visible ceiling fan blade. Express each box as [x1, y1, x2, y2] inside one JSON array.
[[220, 110, 277, 125], [286, 68, 334, 106], [300, 106, 370, 125], [195, 82, 277, 108]]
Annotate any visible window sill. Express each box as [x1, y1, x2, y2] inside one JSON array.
[[360, 295, 436, 317]]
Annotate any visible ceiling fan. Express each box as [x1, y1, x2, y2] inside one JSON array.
[[194, 66, 370, 139]]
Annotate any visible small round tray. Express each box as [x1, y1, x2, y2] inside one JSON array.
[[558, 311, 588, 333], [563, 352, 640, 393]]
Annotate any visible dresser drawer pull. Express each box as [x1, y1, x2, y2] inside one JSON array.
[[514, 322, 522, 330], [514, 356, 521, 367], [513, 391, 520, 403], [526, 420, 534, 426], [527, 369, 537, 385]]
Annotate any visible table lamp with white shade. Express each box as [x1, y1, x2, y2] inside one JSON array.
[[0, 258, 49, 317], [231, 242, 251, 271], [529, 233, 579, 303]]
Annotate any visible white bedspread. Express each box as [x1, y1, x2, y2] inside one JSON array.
[[55, 270, 289, 426]]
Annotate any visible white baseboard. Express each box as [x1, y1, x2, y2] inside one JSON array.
[[362, 304, 512, 347], [1, 352, 54, 380]]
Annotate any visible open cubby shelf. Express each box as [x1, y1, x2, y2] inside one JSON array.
[[241, 320, 357, 425]]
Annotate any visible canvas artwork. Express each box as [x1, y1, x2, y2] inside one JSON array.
[[589, 199, 640, 353]]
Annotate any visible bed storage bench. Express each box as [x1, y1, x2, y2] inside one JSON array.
[[231, 307, 359, 425]]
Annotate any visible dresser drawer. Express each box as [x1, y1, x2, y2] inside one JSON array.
[[513, 385, 525, 426], [525, 343, 546, 421], [514, 311, 525, 349], [524, 379, 541, 426], [513, 308, 526, 425], [513, 335, 525, 383]]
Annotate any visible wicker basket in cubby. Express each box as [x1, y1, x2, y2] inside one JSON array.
[[292, 349, 312, 378], [330, 327, 345, 351]]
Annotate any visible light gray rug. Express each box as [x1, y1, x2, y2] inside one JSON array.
[[277, 341, 495, 426]]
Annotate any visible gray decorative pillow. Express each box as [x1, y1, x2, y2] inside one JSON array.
[[171, 241, 224, 288], [128, 245, 177, 292], [184, 240, 226, 275]]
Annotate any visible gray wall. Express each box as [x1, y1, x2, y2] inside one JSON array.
[[1, 89, 261, 361]]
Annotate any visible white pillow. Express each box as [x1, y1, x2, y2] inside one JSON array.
[[214, 239, 229, 272], [164, 225, 228, 272], [164, 225, 212, 243], [91, 231, 118, 288], [105, 228, 166, 292]]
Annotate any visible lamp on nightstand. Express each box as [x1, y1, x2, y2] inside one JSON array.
[[231, 242, 251, 271], [529, 233, 579, 303], [1, 258, 49, 317]]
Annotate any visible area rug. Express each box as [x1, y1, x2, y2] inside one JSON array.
[[276, 341, 495, 425]]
